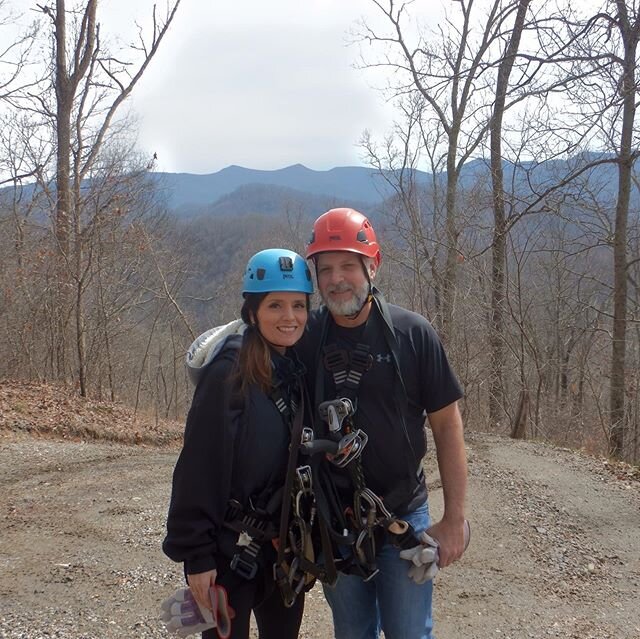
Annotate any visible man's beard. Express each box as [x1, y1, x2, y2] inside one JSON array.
[[321, 280, 370, 316]]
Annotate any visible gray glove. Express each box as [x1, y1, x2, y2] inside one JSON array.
[[399, 531, 440, 584], [160, 587, 215, 638], [408, 558, 439, 584], [399, 520, 471, 585]]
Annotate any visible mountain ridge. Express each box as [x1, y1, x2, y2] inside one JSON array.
[[150, 163, 403, 209]]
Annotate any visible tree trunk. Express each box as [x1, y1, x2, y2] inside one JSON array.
[[489, 0, 530, 428], [511, 388, 529, 439], [442, 145, 459, 342], [54, 0, 71, 257], [609, 2, 637, 459]]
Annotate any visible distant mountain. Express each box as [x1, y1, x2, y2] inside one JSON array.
[[1, 155, 624, 221], [150, 164, 414, 209], [152, 157, 622, 215], [195, 183, 374, 220]]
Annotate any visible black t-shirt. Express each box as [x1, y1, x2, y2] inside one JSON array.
[[296, 297, 463, 514]]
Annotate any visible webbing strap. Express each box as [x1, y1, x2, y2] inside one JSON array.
[[270, 386, 298, 421], [275, 392, 306, 605], [322, 342, 372, 400]]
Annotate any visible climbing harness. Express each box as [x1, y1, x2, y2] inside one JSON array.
[[301, 289, 432, 581], [223, 498, 279, 581]]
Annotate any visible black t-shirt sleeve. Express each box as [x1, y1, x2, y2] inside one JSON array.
[[414, 318, 463, 413], [162, 353, 240, 574], [388, 305, 463, 414]]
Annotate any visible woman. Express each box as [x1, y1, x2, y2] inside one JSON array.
[[163, 248, 313, 639]]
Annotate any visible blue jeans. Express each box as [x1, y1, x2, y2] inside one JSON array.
[[322, 503, 434, 639]]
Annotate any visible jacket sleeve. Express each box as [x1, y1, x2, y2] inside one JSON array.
[[162, 353, 240, 574]]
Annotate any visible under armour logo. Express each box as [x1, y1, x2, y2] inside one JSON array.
[[375, 354, 392, 363]]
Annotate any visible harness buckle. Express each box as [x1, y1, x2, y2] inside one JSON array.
[[349, 347, 373, 373], [295, 465, 313, 494], [230, 551, 259, 580], [323, 347, 350, 371], [301, 427, 314, 444]]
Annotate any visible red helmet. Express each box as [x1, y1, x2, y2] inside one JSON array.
[[306, 208, 381, 265]]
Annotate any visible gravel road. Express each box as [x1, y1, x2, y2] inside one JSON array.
[[0, 430, 638, 639]]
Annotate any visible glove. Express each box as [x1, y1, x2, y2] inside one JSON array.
[[160, 585, 236, 639], [160, 587, 215, 638], [399, 519, 471, 585], [408, 558, 439, 584], [399, 531, 440, 584]]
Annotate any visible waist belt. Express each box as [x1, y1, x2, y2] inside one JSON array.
[[223, 499, 278, 580]]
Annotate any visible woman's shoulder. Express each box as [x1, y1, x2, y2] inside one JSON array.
[[190, 336, 241, 400], [186, 321, 245, 386]]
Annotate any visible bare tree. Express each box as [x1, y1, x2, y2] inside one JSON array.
[[28, 0, 182, 395], [487, 0, 531, 428], [553, 0, 640, 459], [361, 0, 536, 339]]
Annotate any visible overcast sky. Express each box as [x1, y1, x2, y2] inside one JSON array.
[[2, 1, 442, 175], [113, 0, 404, 174], [91, 0, 440, 175]]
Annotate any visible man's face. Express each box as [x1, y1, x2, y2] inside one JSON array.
[[316, 251, 374, 316]]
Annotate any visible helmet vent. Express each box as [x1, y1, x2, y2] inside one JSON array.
[[256, 268, 266, 280], [356, 230, 369, 244]]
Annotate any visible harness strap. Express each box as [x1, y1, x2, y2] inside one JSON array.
[[270, 385, 298, 421], [223, 515, 277, 542], [274, 392, 306, 607], [223, 501, 278, 581], [323, 343, 372, 401], [371, 289, 420, 471]]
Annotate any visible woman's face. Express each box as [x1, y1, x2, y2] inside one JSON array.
[[255, 291, 308, 354]]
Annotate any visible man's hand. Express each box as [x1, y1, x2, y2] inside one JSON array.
[[399, 520, 470, 584], [426, 518, 470, 568]]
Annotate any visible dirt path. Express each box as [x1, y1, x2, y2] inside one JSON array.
[[0, 430, 638, 639]]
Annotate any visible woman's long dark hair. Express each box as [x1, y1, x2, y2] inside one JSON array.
[[238, 293, 273, 394]]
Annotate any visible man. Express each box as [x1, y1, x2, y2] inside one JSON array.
[[297, 208, 468, 639]]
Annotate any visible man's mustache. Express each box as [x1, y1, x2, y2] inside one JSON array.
[[328, 284, 354, 294]]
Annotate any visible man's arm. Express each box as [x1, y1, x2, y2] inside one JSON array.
[[426, 400, 468, 567]]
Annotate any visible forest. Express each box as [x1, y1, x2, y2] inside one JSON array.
[[0, 0, 639, 464]]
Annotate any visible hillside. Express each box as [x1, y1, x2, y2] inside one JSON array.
[[0, 380, 183, 447], [0, 381, 639, 638]]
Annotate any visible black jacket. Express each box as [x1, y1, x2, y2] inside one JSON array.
[[163, 334, 303, 574]]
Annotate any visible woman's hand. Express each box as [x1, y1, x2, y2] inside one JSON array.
[[187, 569, 217, 611]]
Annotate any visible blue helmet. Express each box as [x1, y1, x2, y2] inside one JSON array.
[[242, 248, 313, 295]]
